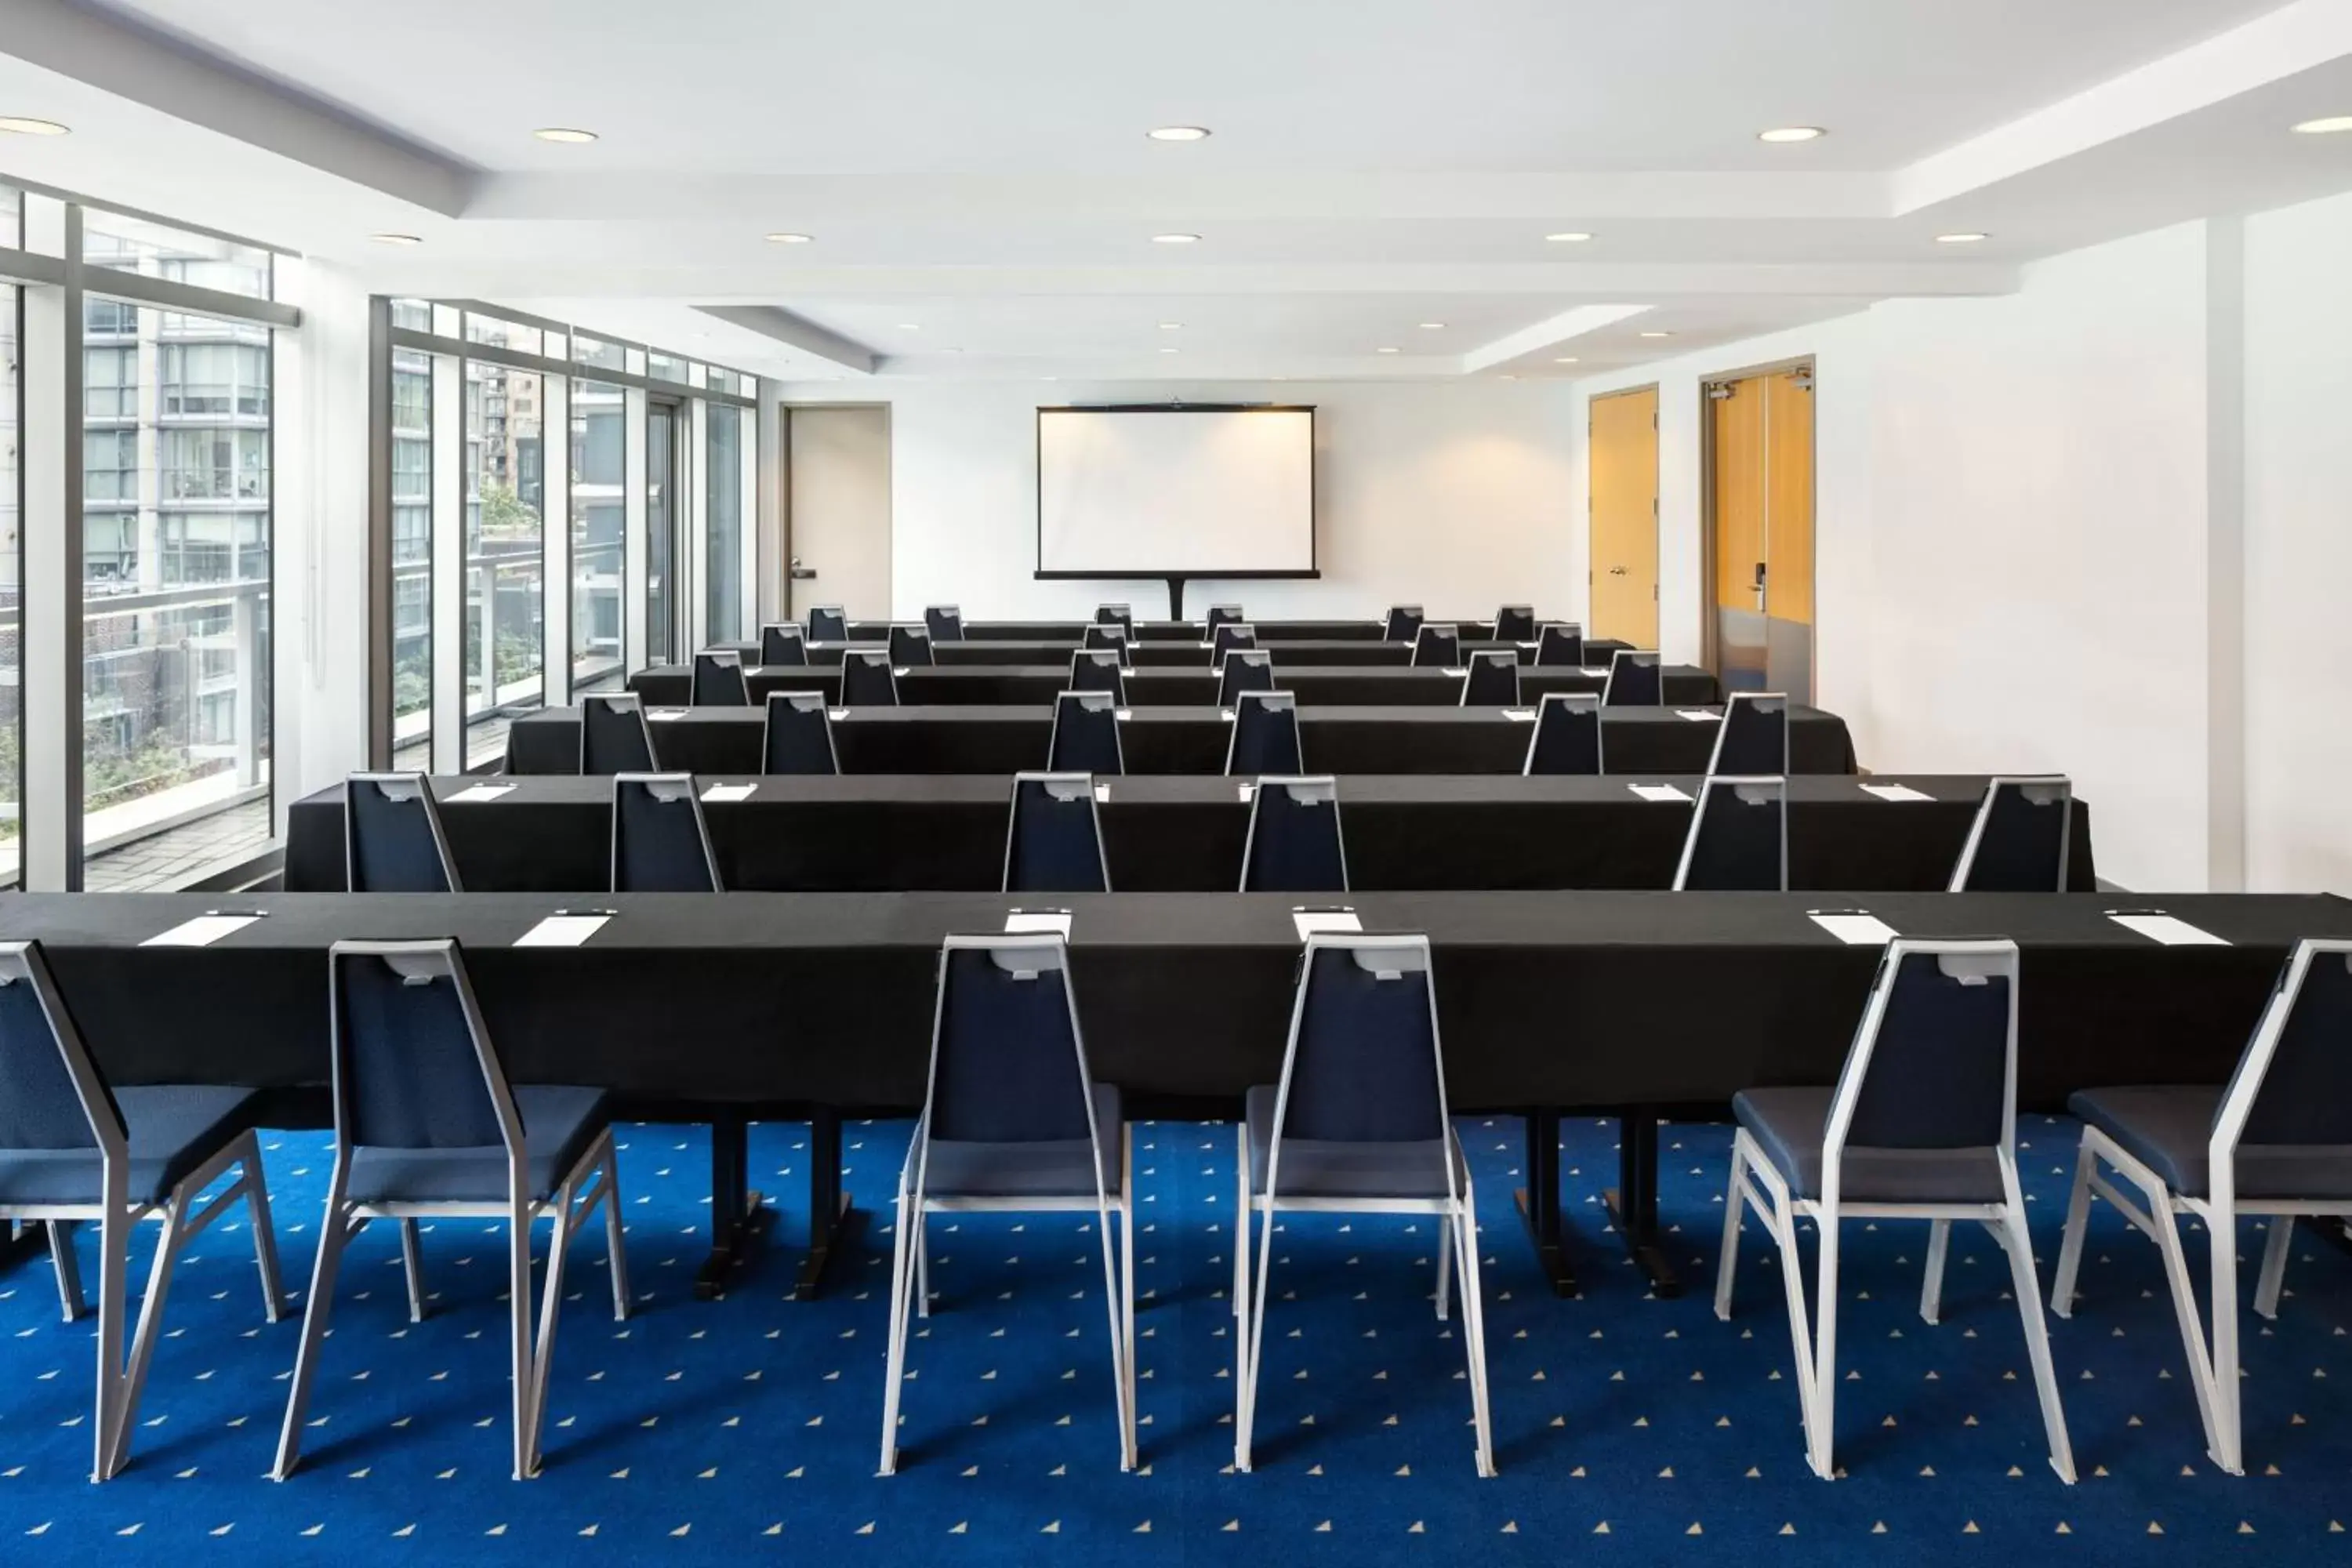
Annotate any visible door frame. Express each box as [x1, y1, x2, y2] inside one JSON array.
[[1585, 383, 1660, 648], [779, 401, 895, 620], [1697, 354, 1815, 682], [644, 390, 688, 666]]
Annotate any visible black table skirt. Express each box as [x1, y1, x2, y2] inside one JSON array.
[[286, 774, 2095, 896], [631, 662, 1719, 709], [717, 638, 1641, 670], [3, 891, 2339, 1116], [509, 704, 1857, 777]]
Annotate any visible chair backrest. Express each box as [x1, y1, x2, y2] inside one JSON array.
[[1240, 775, 1348, 892], [1948, 776, 2072, 892], [1069, 649, 1127, 703], [808, 605, 848, 642], [1494, 605, 1537, 642], [924, 604, 964, 642], [1824, 940, 2020, 1192], [0, 941, 122, 1156], [1218, 649, 1276, 708], [1523, 692, 1602, 775], [1534, 622, 1584, 667], [1047, 690, 1123, 775], [840, 650, 899, 706], [580, 693, 656, 775], [1082, 623, 1131, 662], [1003, 773, 1111, 893], [1383, 604, 1425, 643], [762, 691, 839, 774], [2215, 940, 2352, 1163], [1708, 691, 1788, 776], [1673, 775, 1787, 891], [1461, 649, 1520, 706], [328, 939, 520, 1156], [1227, 691, 1303, 775], [919, 938, 1105, 1184], [612, 772, 722, 892], [1602, 648, 1661, 706], [760, 622, 809, 666], [1411, 624, 1461, 668], [1094, 603, 1133, 633], [888, 625, 935, 667], [1204, 604, 1245, 635], [1262, 936, 1452, 1195], [346, 772, 460, 892], [691, 651, 750, 706], [1211, 623, 1258, 662]]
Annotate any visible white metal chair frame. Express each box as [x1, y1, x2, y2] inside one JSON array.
[[1001, 771, 1114, 893], [2049, 938, 2352, 1476], [880, 935, 1135, 1475], [1234, 934, 1494, 1476], [1070, 649, 1129, 702], [610, 771, 726, 891], [1947, 775, 2074, 893], [1522, 692, 1602, 775], [0, 943, 285, 1483], [1715, 938, 2076, 1483], [1533, 622, 1584, 666], [1382, 605, 1424, 642], [1705, 691, 1789, 777], [1672, 775, 1789, 891], [275, 940, 631, 1482], [345, 772, 463, 893], [1239, 775, 1349, 892]]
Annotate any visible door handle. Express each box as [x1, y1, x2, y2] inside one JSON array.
[[1610, 565, 1628, 576]]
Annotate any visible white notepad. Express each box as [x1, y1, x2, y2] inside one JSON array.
[[1860, 782, 1934, 804], [1579, 666, 1612, 678], [141, 914, 260, 949], [892, 667, 911, 677], [1502, 708, 1538, 722], [648, 708, 687, 721], [1811, 913, 1900, 946], [1004, 912, 1073, 937], [1115, 709, 1134, 721], [1676, 710, 1719, 722], [828, 709, 851, 721], [1628, 782, 1693, 804], [1236, 783, 1255, 802], [1094, 782, 1111, 804], [1221, 708, 1238, 722], [1442, 667, 1468, 678], [2109, 913, 2229, 947], [447, 782, 517, 804], [701, 782, 757, 803], [1518, 641, 1541, 651], [1292, 910, 1362, 938], [514, 914, 609, 948]]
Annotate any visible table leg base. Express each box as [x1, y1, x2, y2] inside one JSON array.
[[694, 1190, 772, 1301], [1512, 1188, 1579, 1298], [792, 1194, 860, 1302], [1602, 1186, 1682, 1298]]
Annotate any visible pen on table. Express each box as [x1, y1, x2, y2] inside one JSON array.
[[552, 908, 619, 918], [205, 908, 268, 919]]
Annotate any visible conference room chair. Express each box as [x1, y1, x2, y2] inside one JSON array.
[[760, 622, 809, 666], [580, 691, 657, 775], [841, 650, 901, 706], [1674, 775, 1788, 891], [888, 624, 935, 668], [1234, 933, 1493, 1476], [611, 773, 724, 893], [1533, 622, 1585, 667], [346, 772, 461, 892], [1948, 776, 2074, 891], [1708, 691, 1790, 776], [1603, 648, 1663, 706], [763, 690, 840, 774], [1094, 602, 1134, 633], [1461, 648, 1520, 706], [808, 605, 849, 643], [880, 934, 1134, 1475], [0, 940, 285, 1483], [1493, 604, 1537, 642], [276, 940, 630, 1483], [1069, 648, 1127, 704], [924, 604, 964, 642], [1219, 648, 1276, 709], [1082, 622, 1133, 663], [1410, 624, 1461, 669], [691, 650, 750, 707], [2051, 937, 2352, 1475], [1205, 604, 1245, 636], [1002, 772, 1112, 894], [1240, 775, 1348, 893], [1383, 604, 1425, 643], [1047, 689, 1125, 775], [1211, 622, 1259, 663], [1227, 690, 1303, 775], [1523, 692, 1602, 775], [1716, 938, 2076, 1484]]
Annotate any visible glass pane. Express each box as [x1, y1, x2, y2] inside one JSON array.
[[571, 379, 625, 693], [574, 332, 625, 372], [81, 303, 274, 889], [390, 297, 433, 333], [464, 359, 546, 768], [466, 311, 543, 357], [0, 281, 18, 887], [391, 348, 434, 769], [706, 404, 744, 643], [706, 368, 739, 397], [2, 183, 19, 249], [83, 212, 272, 299], [647, 350, 688, 384], [647, 401, 677, 666]]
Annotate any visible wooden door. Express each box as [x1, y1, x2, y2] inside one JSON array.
[[1587, 387, 1659, 647], [1705, 366, 1814, 698], [1709, 378, 1769, 689], [1765, 371, 1814, 630]]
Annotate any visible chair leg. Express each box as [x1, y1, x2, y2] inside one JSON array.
[[1096, 1194, 1131, 1473], [1237, 1196, 1276, 1474], [506, 1198, 539, 1481], [2209, 1204, 2243, 1476], [47, 1219, 84, 1324], [2140, 1177, 2225, 1466], [1232, 1124, 1248, 1319], [238, 1137, 288, 1323], [2254, 1217, 2293, 1321], [2049, 1138, 2098, 1317], [1806, 1210, 1840, 1481], [1920, 1219, 1951, 1327], [914, 1212, 931, 1319], [90, 1196, 131, 1485], [1120, 1133, 1137, 1466], [1454, 1172, 1497, 1478], [272, 1188, 356, 1481], [877, 1178, 917, 1476], [103, 1198, 193, 1479], [1434, 1214, 1454, 1323], [600, 1137, 632, 1322], [1994, 1165, 2076, 1484], [1714, 1136, 1748, 1322], [399, 1218, 427, 1323], [521, 1193, 574, 1479]]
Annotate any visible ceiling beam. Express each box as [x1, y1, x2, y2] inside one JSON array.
[[692, 304, 876, 376]]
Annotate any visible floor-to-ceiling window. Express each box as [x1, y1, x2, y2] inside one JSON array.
[[390, 324, 434, 768], [571, 377, 625, 692], [706, 400, 744, 644], [463, 357, 545, 768], [1, 184, 21, 885]]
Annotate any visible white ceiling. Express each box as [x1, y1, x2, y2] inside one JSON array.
[[5, 0, 2350, 381]]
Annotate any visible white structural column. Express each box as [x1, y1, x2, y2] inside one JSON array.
[[429, 354, 465, 774], [2204, 216, 2248, 892], [18, 196, 80, 890], [622, 384, 649, 676], [539, 375, 572, 710]]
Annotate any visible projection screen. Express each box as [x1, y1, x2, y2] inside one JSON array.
[[1036, 406, 1318, 578]]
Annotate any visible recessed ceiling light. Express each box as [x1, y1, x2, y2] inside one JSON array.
[[1936, 231, 1989, 244], [1544, 231, 1594, 244], [2292, 114, 2352, 134], [764, 232, 814, 245], [1418, 321, 1446, 330], [897, 322, 920, 330], [1639, 330, 1672, 339], [1160, 347, 1180, 354], [0, 116, 70, 136], [1758, 126, 1825, 143], [1147, 125, 1211, 142], [1159, 322, 1182, 330], [1553, 356, 1580, 364], [370, 233, 424, 246], [532, 127, 598, 143], [1152, 233, 1201, 245], [1376, 347, 1400, 354]]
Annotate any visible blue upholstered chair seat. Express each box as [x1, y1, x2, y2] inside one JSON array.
[[0, 1084, 263, 1205], [1244, 1084, 1457, 1200], [2068, 1085, 2352, 1200], [920, 1083, 1122, 1200], [344, 1085, 610, 1204], [1733, 1087, 2005, 1204]]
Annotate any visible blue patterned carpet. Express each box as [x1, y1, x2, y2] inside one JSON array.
[[2, 1113, 2349, 1563]]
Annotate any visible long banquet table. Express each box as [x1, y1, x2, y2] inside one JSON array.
[[721, 637, 1639, 669]]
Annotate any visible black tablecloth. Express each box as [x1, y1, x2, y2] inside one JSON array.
[[715, 637, 1645, 671], [630, 662, 1719, 709], [510, 704, 1857, 777], [286, 774, 2096, 896], [3, 891, 2339, 1116]]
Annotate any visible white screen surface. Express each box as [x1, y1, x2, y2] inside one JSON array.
[[1038, 408, 1315, 575]]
